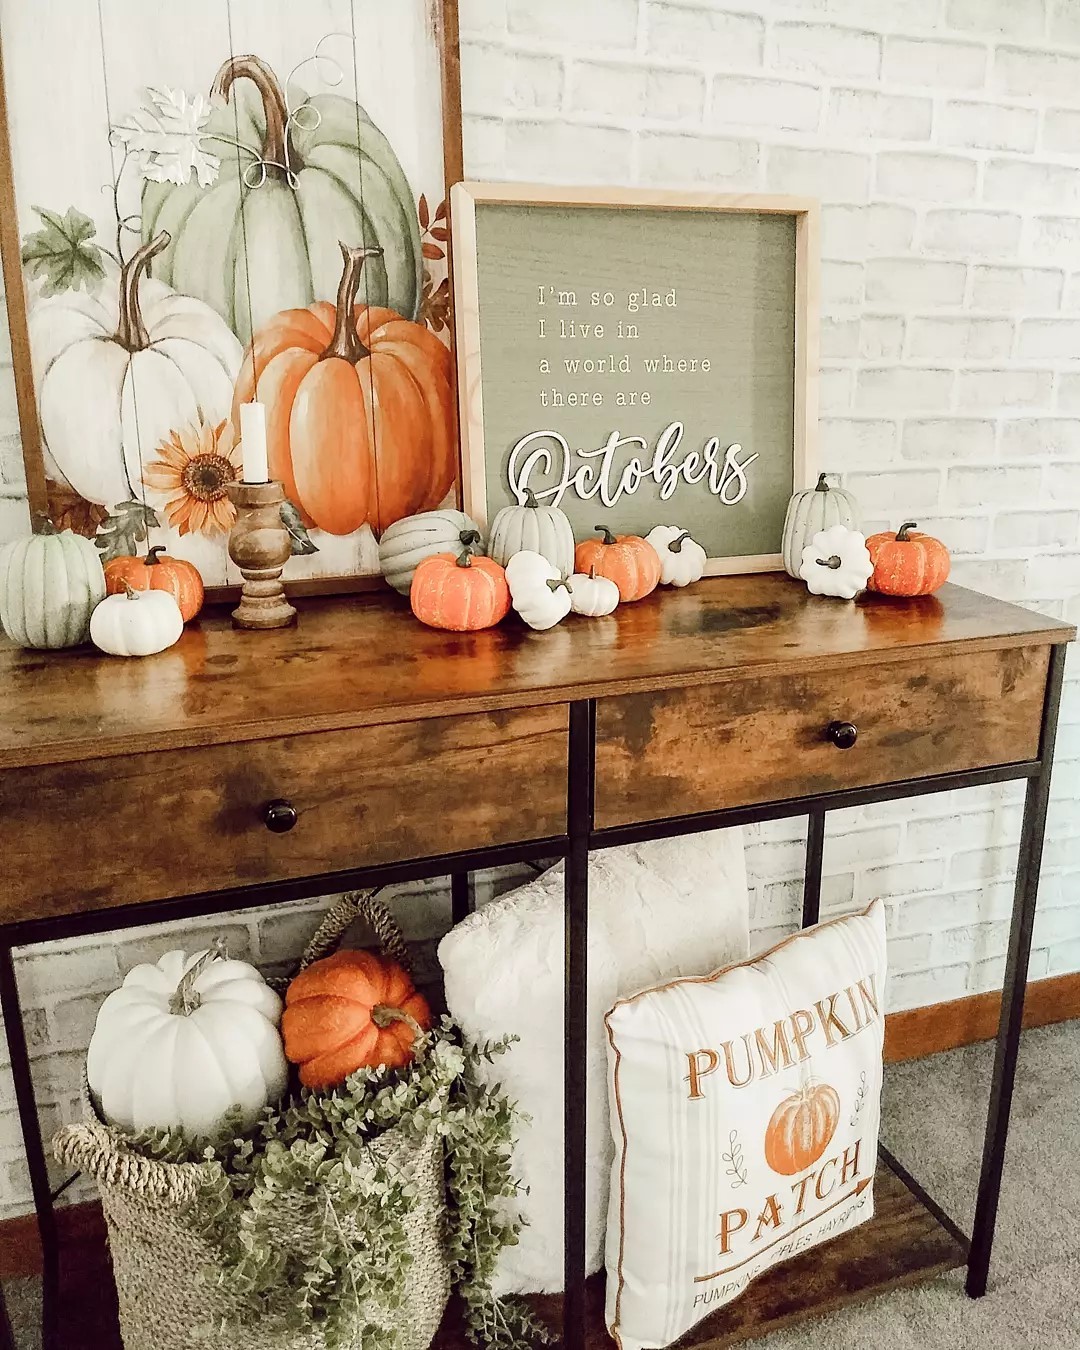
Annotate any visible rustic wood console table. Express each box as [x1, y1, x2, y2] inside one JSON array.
[[0, 573, 1072, 1350]]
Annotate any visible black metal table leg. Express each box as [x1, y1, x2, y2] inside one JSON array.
[[802, 807, 826, 928], [450, 871, 472, 925], [966, 642, 1067, 1297], [0, 943, 58, 1350], [564, 700, 593, 1350]]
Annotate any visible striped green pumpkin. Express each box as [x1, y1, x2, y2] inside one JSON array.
[[781, 474, 860, 579], [0, 527, 106, 648], [379, 510, 484, 596]]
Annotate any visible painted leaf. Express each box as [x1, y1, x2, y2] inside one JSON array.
[[418, 193, 430, 230], [94, 499, 160, 563], [45, 480, 109, 538], [280, 500, 319, 556], [20, 206, 106, 296], [112, 86, 221, 188]]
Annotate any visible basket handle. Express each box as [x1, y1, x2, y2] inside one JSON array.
[[52, 1120, 204, 1204], [296, 888, 411, 973]]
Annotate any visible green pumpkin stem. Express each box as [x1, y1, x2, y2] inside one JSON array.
[[115, 231, 170, 353], [815, 555, 843, 570], [896, 521, 918, 541], [523, 488, 540, 508], [168, 939, 227, 1017], [322, 241, 384, 364], [669, 531, 692, 554], [546, 577, 571, 593], [595, 525, 617, 546], [212, 55, 295, 179], [815, 472, 831, 492]]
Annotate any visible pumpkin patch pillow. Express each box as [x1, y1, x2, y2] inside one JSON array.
[[604, 901, 887, 1350]]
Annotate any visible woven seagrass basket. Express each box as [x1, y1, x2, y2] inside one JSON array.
[[53, 891, 451, 1350]]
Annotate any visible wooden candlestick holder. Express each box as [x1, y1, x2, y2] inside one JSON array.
[[226, 480, 297, 630]]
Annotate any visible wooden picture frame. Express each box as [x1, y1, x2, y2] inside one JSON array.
[[0, 0, 464, 600], [452, 184, 820, 575]]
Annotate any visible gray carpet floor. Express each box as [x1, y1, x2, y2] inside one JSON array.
[[3, 1023, 1077, 1348]]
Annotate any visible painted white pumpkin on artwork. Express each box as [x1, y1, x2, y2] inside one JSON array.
[[799, 525, 873, 599], [29, 231, 242, 508], [90, 585, 184, 656], [0, 527, 105, 648], [87, 946, 287, 1136], [568, 567, 620, 617], [505, 549, 574, 630], [646, 526, 707, 587]]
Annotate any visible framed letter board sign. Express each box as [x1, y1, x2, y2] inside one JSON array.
[[451, 184, 819, 574]]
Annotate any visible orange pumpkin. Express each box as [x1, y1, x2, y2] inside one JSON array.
[[410, 551, 510, 631], [574, 526, 661, 602], [232, 242, 455, 536], [282, 949, 432, 1089], [866, 521, 950, 596], [764, 1080, 840, 1176], [103, 545, 205, 621]]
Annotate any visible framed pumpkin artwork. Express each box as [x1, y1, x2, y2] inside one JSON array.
[[0, 0, 464, 595]]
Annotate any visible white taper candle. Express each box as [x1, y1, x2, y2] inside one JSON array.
[[240, 401, 269, 484]]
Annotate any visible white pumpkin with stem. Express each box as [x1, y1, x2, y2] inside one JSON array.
[[568, 566, 619, 617], [0, 524, 106, 648], [646, 526, 707, 587], [378, 509, 484, 596], [799, 524, 873, 599], [87, 942, 288, 1135], [90, 583, 184, 656], [29, 230, 243, 508], [505, 549, 574, 631], [488, 489, 576, 576]]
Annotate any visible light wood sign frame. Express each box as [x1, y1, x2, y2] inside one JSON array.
[[451, 183, 820, 575]]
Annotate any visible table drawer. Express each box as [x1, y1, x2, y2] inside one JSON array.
[[1, 705, 568, 922], [594, 646, 1048, 829]]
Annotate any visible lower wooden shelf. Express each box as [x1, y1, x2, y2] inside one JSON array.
[[433, 1158, 968, 1349]]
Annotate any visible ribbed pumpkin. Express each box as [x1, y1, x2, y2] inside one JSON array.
[[282, 949, 432, 1089], [574, 526, 661, 603], [866, 522, 950, 596], [781, 473, 860, 579], [103, 545, 205, 622], [379, 509, 483, 596], [410, 551, 510, 631], [232, 242, 455, 537], [763, 1080, 840, 1177], [0, 525, 106, 649], [487, 489, 576, 576]]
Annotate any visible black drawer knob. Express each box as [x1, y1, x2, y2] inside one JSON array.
[[263, 799, 298, 833], [827, 721, 858, 750]]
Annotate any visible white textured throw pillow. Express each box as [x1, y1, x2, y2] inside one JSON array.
[[438, 831, 749, 1295], [605, 901, 887, 1350]]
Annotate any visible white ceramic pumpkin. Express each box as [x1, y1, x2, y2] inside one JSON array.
[[568, 566, 620, 617], [87, 946, 288, 1135], [799, 525, 873, 599], [646, 526, 708, 587], [505, 549, 574, 631], [0, 526, 106, 648], [488, 489, 575, 576], [30, 231, 242, 508], [378, 509, 484, 595], [90, 585, 184, 656], [782, 473, 860, 579]]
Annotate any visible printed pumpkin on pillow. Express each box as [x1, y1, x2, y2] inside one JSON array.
[[604, 900, 887, 1350]]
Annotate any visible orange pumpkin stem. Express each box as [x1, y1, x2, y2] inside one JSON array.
[[371, 1003, 425, 1045], [144, 545, 166, 567], [212, 55, 293, 178], [595, 525, 617, 545], [895, 521, 918, 541], [115, 231, 170, 353], [455, 550, 474, 568], [322, 241, 385, 364]]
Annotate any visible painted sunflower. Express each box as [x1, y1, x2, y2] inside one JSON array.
[[142, 419, 240, 536]]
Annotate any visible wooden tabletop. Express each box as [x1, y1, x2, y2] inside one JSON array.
[[0, 574, 1072, 769]]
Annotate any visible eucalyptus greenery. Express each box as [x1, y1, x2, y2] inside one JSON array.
[[132, 1018, 551, 1349]]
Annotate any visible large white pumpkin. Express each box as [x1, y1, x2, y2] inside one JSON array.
[[781, 473, 860, 579], [488, 490, 575, 576], [378, 509, 484, 596], [90, 586, 184, 657], [0, 527, 106, 648], [29, 231, 243, 508], [87, 947, 288, 1136]]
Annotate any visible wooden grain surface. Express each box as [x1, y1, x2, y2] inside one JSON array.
[[0, 705, 567, 921], [594, 643, 1049, 828], [0, 577, 1070, 769]]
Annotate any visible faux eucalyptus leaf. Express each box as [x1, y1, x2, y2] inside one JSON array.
[[281, 500, 319, 555]]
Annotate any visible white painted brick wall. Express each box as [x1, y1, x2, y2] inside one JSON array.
[[3, 0, 1080, 1215]]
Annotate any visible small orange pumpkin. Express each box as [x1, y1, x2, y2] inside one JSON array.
[[410, 551, 510, 631], [574, 525, 661, 602], [866, 521, 950, 596], [103, 545, 205, 621], [764, 1080, 840, 1176], [232, 242, 455, 536], [282, 949, 432, 1089]]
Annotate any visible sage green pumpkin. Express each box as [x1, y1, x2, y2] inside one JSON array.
[[141, 55, 423, 343], [0, 527, 106, 649], [488, 490, 576, 577], [781, 473, 860, 579], [379, 509, 484, 596]]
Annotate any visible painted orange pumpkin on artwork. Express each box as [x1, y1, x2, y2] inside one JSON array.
[[866, 522, 950, 596], [410, 551, 511, 631], [232, 242, 455, 537], [281, 948, 432, 1089], [574, 525, 661, 603], [763, 1080, 840, 1176]]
